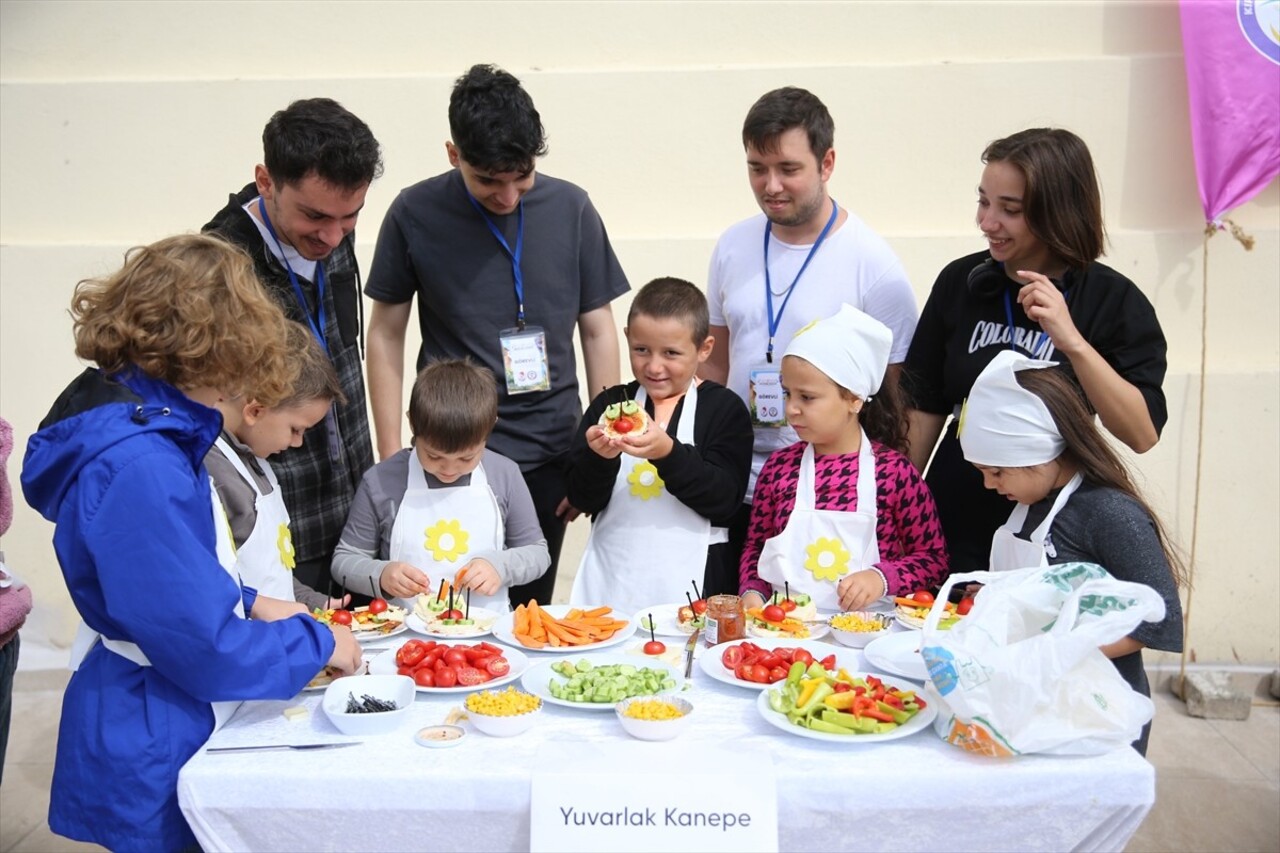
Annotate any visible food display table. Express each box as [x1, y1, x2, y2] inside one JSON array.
[[177, 638, 1154, 853]]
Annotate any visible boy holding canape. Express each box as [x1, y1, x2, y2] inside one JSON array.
[[566, 277, 754, 612]]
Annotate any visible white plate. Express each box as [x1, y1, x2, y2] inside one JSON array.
[[353, 621, 409, 642], [519, 653, 682, 710], [367, 638, 530, 693], [405, 607, 500, 639], [863, 631, 928, 682], [755, 676, 937, 743], [636, 603, 699, 638], [492, 604, 637, 653], [697, 637, 854, 691], [894, 611, 927, 631], [746, 619, 831, 642]]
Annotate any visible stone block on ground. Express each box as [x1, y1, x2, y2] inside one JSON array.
[[1182, 671, 1252, 721]]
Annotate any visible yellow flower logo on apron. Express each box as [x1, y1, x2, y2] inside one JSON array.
[[276, 522, 296, 570], [424, 519, 469, 562], [804, 537, 851, 582], [627, 461, 665, 500]]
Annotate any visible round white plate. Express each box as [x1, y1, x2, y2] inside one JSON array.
[[492, 604, 637, 653], [755, 677, 937, 743], [405, 606, 500, 639], [636, 603, 699, 638], [746, 619, 831, 642], [697, 637, 854, 691], [863, 630, 928, 682], [367, 638, 529, 693], [347, 605, 410, 642], [894, 610, 927, 631], [520, 653, 682, 710]]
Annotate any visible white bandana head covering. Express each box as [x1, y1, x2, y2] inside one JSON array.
[[959, 349, 1065, 467], [783, 304, 892, 399]]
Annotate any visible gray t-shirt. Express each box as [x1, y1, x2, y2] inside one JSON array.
[[366, 170, 630, 469], [1019, 480, 1184, 698], [331, 448, 548, 597]]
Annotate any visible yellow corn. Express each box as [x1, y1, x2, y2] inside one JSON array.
[[464, 686, 541, 716], [622, 700, 685, 720]]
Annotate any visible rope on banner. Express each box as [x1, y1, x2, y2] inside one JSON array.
[[1178, 218, 1256, 696]]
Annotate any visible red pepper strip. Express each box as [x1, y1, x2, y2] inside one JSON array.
[[882, 693, 904, 709], [862, 706, 895, 723]]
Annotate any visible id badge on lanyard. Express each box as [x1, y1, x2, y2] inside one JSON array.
[[749, 364, 787, 427], [500, 325, 551, 394]]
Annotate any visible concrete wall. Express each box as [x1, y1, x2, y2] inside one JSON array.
[[2, 0, 1276, 667]]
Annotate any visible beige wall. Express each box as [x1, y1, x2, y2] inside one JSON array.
[[1, 1, 1276, 667]]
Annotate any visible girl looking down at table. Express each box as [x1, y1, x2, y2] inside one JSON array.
[[21, 234, 362, 852], [739, 305, 947, 614], [902, 128, 1168, 576], [960, 349, 1184, 755]]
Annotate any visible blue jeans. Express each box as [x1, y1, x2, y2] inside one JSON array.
[[0, 633, 19, 786]]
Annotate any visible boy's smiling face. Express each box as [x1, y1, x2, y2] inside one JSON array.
[[625, 314, 713, 404]]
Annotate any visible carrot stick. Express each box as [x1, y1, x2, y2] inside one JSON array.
[[579, 606, 611, 619]]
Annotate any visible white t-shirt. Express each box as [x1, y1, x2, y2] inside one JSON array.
[[707, 210, 918, 499], [241, 198, 319, 282]]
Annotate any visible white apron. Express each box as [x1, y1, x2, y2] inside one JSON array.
[[988, 472, 1084, 572], [387, 455, 509, 612], [212, 436, 295, 601], [571, 383, 727, 614], [756, 431, 880, 613], [69, 479, 245, 731]]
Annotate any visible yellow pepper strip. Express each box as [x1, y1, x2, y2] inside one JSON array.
[[797, 678, 822, 709], [823, 692, 859, 711]]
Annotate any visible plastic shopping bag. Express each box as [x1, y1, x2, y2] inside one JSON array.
[[920, 562, 1165, 757]]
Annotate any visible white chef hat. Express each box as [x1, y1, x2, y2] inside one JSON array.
[[959, 349, 1065, 467], [784, 304, 892, 399]]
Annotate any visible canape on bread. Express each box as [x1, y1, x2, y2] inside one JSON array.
[[599, 400, 650, 439]]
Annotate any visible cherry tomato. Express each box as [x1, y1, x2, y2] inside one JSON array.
[[773, 647, 794, 663], [741, 642, 762, 656], [613, 416, 635, 434], [742, 652, 762, 668], [442, 609, 465, 621], [472, 654, 496, 671], [368, 598, 389, 615], [691, 599, 708, 615], [758, 653, 783, 670], [443, 648, 469, 667], [792, 648, 814, 667], [957, 596, 975, 616], [910, 590, 935, 606], [434, 667, 458, 688], [833, 682, 852, 693], [820, 654, 837, 671], [643, 640, 667, 656], [761, 604, 786, 623], [397, 665, 414, 677], [485, 657, 510, 676], [331, 609, 353, 626], [396, 641, 426, 668], [413, 669, 436, 688], [456, 666, 488, 686], [750, 664, 770, 684], [779, 598, 797, 613], [477, 642, 503, 655], [735, 663, 754, 682], [768, 666, 787, 683], [721, 646, 745, 669], [433, 657, 448, 672]]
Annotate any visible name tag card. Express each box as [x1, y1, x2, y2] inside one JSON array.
[[530, 741, 777, 853]]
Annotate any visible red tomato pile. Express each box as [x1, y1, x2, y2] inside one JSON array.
[[394, 640, 511, 689], [720, 642, 838, 684]]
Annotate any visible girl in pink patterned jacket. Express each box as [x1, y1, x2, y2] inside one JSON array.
[[740, 306, 947, 614]]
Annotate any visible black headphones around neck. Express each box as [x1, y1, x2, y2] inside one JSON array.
[[966, 258, 1071, 299]]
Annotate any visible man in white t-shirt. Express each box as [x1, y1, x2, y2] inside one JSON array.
[[700, 86, 918, 595]]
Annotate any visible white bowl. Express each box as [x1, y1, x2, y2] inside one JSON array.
[[828, 612, 893, 648], [615, 696, 694, 741], [322, 674, 415, 736], [466, 695, 543, 737]]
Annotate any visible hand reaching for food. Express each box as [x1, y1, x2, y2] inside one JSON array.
[[837, 569, 886, 612], [456, 559, 501, 596], [378, 561, 432, 600], [326, 624, 362, 674]]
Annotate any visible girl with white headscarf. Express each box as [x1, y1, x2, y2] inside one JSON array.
[[960, 350, 1184, 755], [739, 305, 947, 615]]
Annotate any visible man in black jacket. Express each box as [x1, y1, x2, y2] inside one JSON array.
[[204, 98, 383, 594]]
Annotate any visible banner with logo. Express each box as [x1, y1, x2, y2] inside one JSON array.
[[1179, 0, 1280, 223]]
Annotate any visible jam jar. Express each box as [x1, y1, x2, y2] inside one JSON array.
[[704, 594, 745, 647]]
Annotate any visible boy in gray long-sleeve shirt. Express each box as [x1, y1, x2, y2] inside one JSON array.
[[332, 360, 548, 606]]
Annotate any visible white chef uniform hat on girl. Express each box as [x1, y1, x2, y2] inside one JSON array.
[[959, 349, 1065, 467], [784, 304, 892, 399]]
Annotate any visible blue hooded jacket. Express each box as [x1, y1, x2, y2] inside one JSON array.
[[22, 367, 335, 852]]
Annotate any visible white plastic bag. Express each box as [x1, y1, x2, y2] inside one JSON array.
[[920, 562, 1165, 757]]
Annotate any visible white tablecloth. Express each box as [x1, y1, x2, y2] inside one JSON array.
[[177, 640, 1154, 852]]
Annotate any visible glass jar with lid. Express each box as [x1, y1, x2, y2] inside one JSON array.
[[704, 594, 745, 647]]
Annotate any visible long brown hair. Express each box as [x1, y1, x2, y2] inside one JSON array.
[[1016, 368, 1187, 588], [851, 377, 909, 456]]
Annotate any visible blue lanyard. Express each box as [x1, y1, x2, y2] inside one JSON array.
[[467, 194, 526, 329], [257, 198, 329, 355], [763, 200, 839, 362]]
